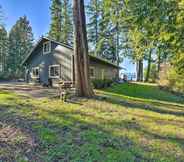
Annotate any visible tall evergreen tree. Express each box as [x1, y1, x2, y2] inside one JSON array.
[[87, 0, 126, 71], [103, 0, 126, 77], [87, 0, 117, 63], [0, 26, 8, 74], [49, 0, 62, 42], [49, 0, 73, 43], [0, 5, 8, 75], [8, 16, 34, 76], [61, 0, 73, 44], [87, 0, 100, 51]]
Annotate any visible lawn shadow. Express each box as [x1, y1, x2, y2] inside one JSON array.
[[1, 94, 184, 161], [0, 101, 143, 162], [0, 98, 172, 162], [94, 94, 184, 118]]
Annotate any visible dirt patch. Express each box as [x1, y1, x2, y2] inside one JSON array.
[[0, 82, 57, 99], [0, 122, 39, 162]]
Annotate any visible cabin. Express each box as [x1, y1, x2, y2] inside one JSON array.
[[22, 37, 119, 86]]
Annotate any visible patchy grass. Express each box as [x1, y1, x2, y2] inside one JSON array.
[[0, 83, 184, 162]]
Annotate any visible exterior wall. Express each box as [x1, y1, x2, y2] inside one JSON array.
[[25, 38, 119, 86], [89, 59, 118, 80], [26, 39, 73, 85], [52, 42, 73, 83], [26, 40, 50, 84]]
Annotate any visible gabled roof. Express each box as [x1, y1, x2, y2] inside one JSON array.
[[22, 36, 121, 69]]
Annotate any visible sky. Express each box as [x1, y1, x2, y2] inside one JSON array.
[[0, 0, 51, 39], [0, 0, 136, 74]]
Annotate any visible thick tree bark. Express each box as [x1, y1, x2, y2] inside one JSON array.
[[157, 51, 161, 79], [145, 50, 152, 82], [116, 22, 120, 80], [73, 0, 94, 97], [136, 59, 143, 82]]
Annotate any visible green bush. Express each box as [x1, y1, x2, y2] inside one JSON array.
[[159, 66, 184, 95], [167, 68, 184, 94], [0, 70, 24, 80], [0, 72, 12, 80], [92, 79, 113, 89]]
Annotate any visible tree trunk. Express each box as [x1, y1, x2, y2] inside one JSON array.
[[136, 59, 143, 82], [145, 50, 152, 82], [73, 0, 94, 97], [157, 51, 161, 79], [116, 22, 120, 80]]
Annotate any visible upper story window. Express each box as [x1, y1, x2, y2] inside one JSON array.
[[90, 67, 95, 78], [32, 67, 39, 78], [49, 65, 60, 78], [43, 41, 51, 54]]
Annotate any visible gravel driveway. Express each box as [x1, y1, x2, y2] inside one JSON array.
[[0, 81, 57, 98]]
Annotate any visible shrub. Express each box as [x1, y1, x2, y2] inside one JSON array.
[[0, 70, 24, 81], [158, 66, 184, 95], [0, 72, 13, 80], [167, 68, 184, 94], [92, 79, 113, 89]]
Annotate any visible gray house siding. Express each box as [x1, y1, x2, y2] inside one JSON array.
[[52, 42, 73, 81], [26, 39, 73, 85], [89, 58, 118, 80], [23, 37, 119, 86]]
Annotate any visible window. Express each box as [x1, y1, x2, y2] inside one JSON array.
[[90, 67, 95, 78], [49, 65, 60, 78], [43, 41, 51, 54], [32, 67, 39, 78]]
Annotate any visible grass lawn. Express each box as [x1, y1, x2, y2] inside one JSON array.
[[0, 83, 184, 162], [103, 82, 184, 104]]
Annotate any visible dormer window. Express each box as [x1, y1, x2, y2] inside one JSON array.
[[43, 41, 51, 54]]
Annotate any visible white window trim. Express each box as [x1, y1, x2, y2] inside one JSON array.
[[90, 66, 95, 79], [32, 67, 39, 79], [49, 64, 60, 79], [43, 41, 51, 54]]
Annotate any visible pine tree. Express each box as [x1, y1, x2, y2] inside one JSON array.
[[49, 0, 73, 43], [61, 0, 73, 44], [97, 3, 117, 62], [8, 16, 34, 76], [87, 0, 100, 52], [0, 25, 8, 73], [86, 0, 117, 62], [49, 0, 62, 42]]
